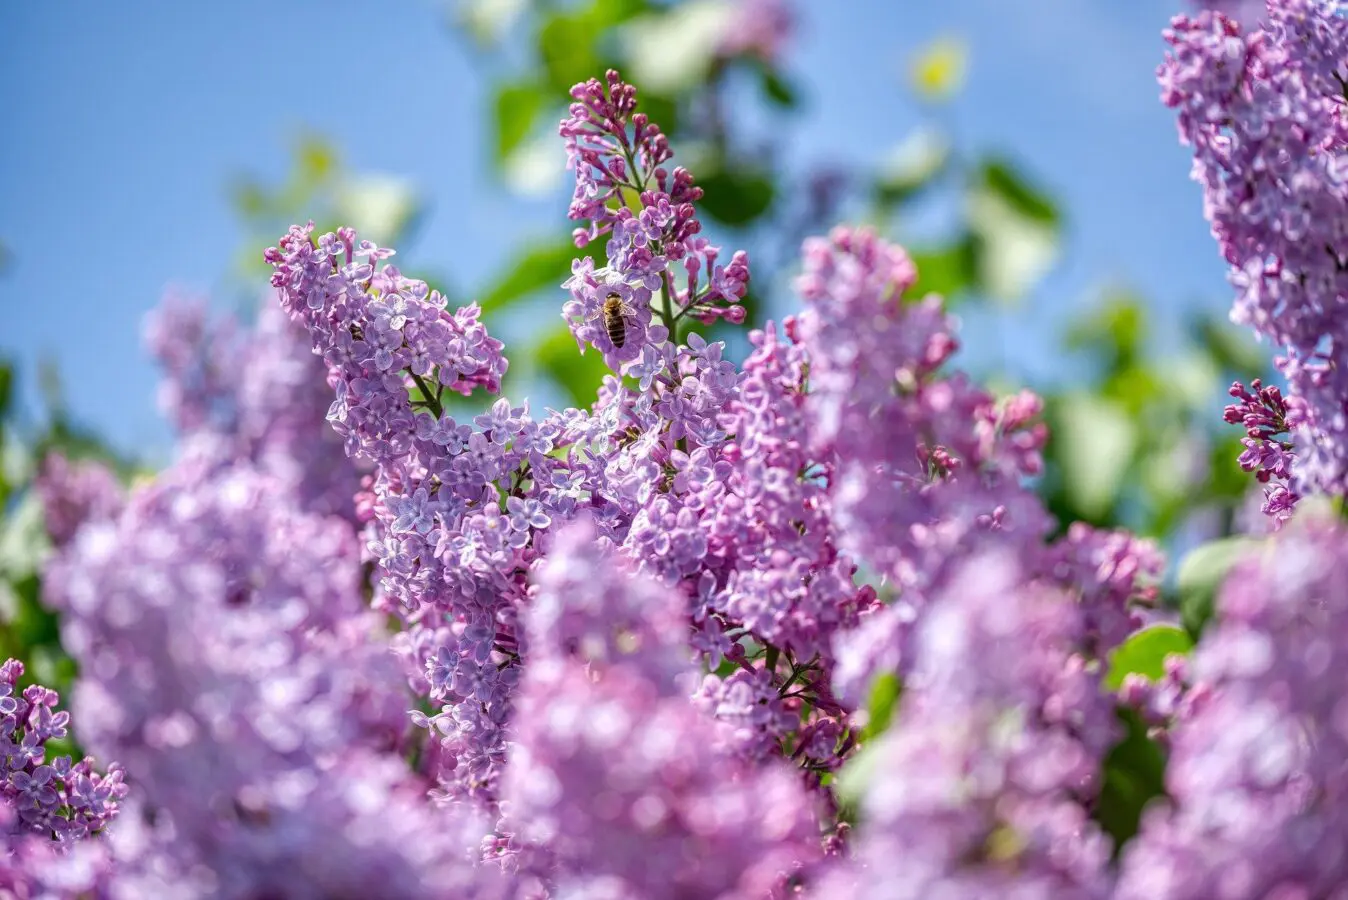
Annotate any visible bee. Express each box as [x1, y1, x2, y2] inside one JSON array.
[[597, 292, 636, 348]]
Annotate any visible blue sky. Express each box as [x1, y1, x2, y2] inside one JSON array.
[[0, 0, 1229, 462]]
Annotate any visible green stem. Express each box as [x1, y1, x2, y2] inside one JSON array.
[[410, 372, 443, 418]]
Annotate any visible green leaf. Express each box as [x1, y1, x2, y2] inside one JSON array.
[[493, 80, 547, 163], [862, 672, 901, 740], [481, 240, 599, 312], [1194, 313, 1269, 375], [334, 174, 422, 247], [0, 359, 12, 419], [907, 236, 978, 303], [537, 325, 613, 408], [622, 1, 730, 94], [1095, 707, 1167, 854], [834, 739, 885, 813], [1051, 394, 1137, 521], [875, 127, 951, 208], [965, 158, 1060, 304], [1105, 625, 1193, 691], [1177, 536, 1261, 638], [758, 65, 798, 107], [538, 11, 602, 93], [697, 164, 776, 227]]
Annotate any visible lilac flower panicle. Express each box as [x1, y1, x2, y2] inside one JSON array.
[[1118, 517, 1348, 898], [34, 454, 125, 550], [1161, 3, 1348, 517], [1224, 378, 1304, 525], [815, 555, 1116, 899], [40, 453, 514, 899], [1, 659, 125, 843]]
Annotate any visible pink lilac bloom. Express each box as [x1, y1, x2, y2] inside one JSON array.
[[39, 450, 513, 900], [1, 659, 125, 843], [1159, 2, 1348, 520], [1117, 517, 1348, 899], [813, 554, 1116, 899]]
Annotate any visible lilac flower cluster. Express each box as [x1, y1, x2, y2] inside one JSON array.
[[21, 51, 1334, 899], [24, 450, 512, 898], [1160, 2, 1348, 520], [145, 290, 364, 521], [1224, 378, 1304, 524], [1118, 517, 1348, 898], [33, 454, 125, 550], [817, 555, 1117, 898], [1, 659, 125, 843], [503, 519, 819, 897], [560, 70, 749, 369]]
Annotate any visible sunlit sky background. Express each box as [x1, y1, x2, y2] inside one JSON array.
[[1, 0, 1231, 462]]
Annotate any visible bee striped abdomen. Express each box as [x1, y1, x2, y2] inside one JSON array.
[[602, 293, 630, 348]]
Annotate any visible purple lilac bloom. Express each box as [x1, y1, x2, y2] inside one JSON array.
[[814, 554, 1116, 899], [40, 451, 512, 899], [503, 522, 820, 896], [1224, 379, 1304, 525], [1, 659, 125, 843], [1160, 3, 1348, 518], [559, 71, 750, 370], [1117, 516, 1348, 898], [145, 291, 365, 521], [33, 454, 125, 550]]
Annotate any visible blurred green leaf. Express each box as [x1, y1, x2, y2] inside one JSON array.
[[539, 10, 603, 92], [966, 158, 1060, 304], [756, 62, 798, 107], [623, 1, 730, 94], [1105, 625, 1193, 691], [334, 174, 422, 247], [493, 80, 548, 163], [698, 164, 775, 227], [1177, 536, 1261, 638], [0, 493, 47, 582], [1051, 394, 1137, 522], [296, 134, 338, 184], [1095, 707, 1167, 854], [0, 359, 12, 420], [862, 672, 901, 741], [537, 325, 612, 408], [1195, 313, 1268, 375], [908, 237, 977, 303], [481, 240, 599, 312], [834, 739, 884, 814], [230, 178, 270, 219], [1065, 291, 1147, 376], [875, 127, 951, 208]]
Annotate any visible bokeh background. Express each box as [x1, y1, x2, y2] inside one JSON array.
[[1, 0, 1269, 653]]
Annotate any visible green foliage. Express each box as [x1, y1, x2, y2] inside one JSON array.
[[862, 672, 902, 741], [965, 157, 1061, 305], [536, 326, 613, 409], [1177, 536, 1262, 639], [1095, 707, 1168, 854], [1048, 393, 1138, 525], [1105, 625, 1193, 691], [494, 80, 549, 163], [481, 239, 602, 312], [697, 163, 776, 227]]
